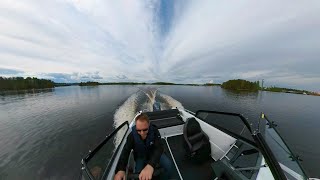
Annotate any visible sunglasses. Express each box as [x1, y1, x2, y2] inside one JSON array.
[[136, 128, 149, 132]]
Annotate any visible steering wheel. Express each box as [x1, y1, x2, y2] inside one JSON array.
[[126, 167, 164, 180]]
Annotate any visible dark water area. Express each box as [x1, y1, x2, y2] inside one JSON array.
[[0, 85, 319, 179]]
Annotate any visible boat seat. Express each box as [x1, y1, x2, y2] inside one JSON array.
[[146, 109, 180, 120], [183, 117, 211, 163]]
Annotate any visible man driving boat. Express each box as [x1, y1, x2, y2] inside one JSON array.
[[114, 113, 173, 180]]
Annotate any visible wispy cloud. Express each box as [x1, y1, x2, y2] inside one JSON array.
[[0, 0, 319, 91], [41, 71, 104, 82], [115, 74, 128, 80], [0, 67, 24, 75]]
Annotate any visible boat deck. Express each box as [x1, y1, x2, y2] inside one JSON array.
[[163, 135, 215, 180], [147, 109, 216, 179]]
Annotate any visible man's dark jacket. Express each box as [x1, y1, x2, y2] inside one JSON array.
[[115, 124, 164, 172]]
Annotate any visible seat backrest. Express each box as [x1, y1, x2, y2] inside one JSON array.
[[184, 117, 206, 145], [183, 117, 212, 163], [185, 118, 202, 136]]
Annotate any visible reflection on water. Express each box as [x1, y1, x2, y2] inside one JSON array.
[[0, 85, 319, 179], [0, 88, 55, 105]]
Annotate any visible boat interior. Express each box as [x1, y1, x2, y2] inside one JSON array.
[[80, 108, 309, 180], [124, 109, 264, 180], [116, 109, 262, 180]]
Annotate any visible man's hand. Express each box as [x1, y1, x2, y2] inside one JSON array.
[[139, 164, 154, 180], [114, 170, 125, 180]]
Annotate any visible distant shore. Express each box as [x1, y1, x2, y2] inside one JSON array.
[[1, 77, 319, 96], [220, 79, 320, 96]]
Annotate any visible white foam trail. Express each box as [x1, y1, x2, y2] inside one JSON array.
[[141, 101, 152, 112], [113, 93, 138, 147], [147, 89, 157, 110], [138, 87, 158, 111], [112, 90, 184, 147], [159, 93, 184, 109]]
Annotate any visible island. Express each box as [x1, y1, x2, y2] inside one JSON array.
[[79, 81, 100, 86], [220, 79, 319, 96], [151, 82, 176, 85], [221, 79, 260, 91]]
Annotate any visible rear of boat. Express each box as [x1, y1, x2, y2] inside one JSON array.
[[80, 108, 311, 180]]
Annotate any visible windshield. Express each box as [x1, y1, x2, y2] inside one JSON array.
[[195, 110, 309, 179], [262, 114, 308, 179], [196, 110, 255, 146], [80, 121, 129, 180]]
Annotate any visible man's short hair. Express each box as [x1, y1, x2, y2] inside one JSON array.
[[135, 113, 150, 123]]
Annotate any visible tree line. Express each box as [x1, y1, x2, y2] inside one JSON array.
[[79, 81, 99, 86], [264, 86, 318, 95], [0, 77, 54, 91]]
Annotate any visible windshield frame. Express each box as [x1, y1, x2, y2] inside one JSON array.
[[262, 114, 308, 179], [194, 109, 298, 179], [80, 121, 129, 180], [195, 110, 257, 148]]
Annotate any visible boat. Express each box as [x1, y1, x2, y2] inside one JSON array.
[[79, 106, 314, 180]]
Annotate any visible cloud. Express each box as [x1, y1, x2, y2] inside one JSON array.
[[0, 0, 319, 91], [40, 71, 104, 82], [43, 72, 75, 83], [80, 75, 90, 79], [115, 74, 128, 80], [0, 67, 24, 75], [159, 1, 320, 89], [91, 75, 103, 79], [91, 72, 103, 79]]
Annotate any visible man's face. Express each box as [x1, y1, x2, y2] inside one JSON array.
[[135, 119, 149, 140]]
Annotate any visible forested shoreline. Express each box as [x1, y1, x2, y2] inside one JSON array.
[[0, 77, 54, 91]]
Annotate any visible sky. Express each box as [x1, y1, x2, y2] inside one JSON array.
[[0, 0, 320, 91]]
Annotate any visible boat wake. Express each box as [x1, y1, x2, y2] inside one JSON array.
[[112, 88, 184, 146]]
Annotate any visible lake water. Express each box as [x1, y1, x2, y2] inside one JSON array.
[[0, 85, 319, 179]]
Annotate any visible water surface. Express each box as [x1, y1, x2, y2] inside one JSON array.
[[0, 85, 319, 179]]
